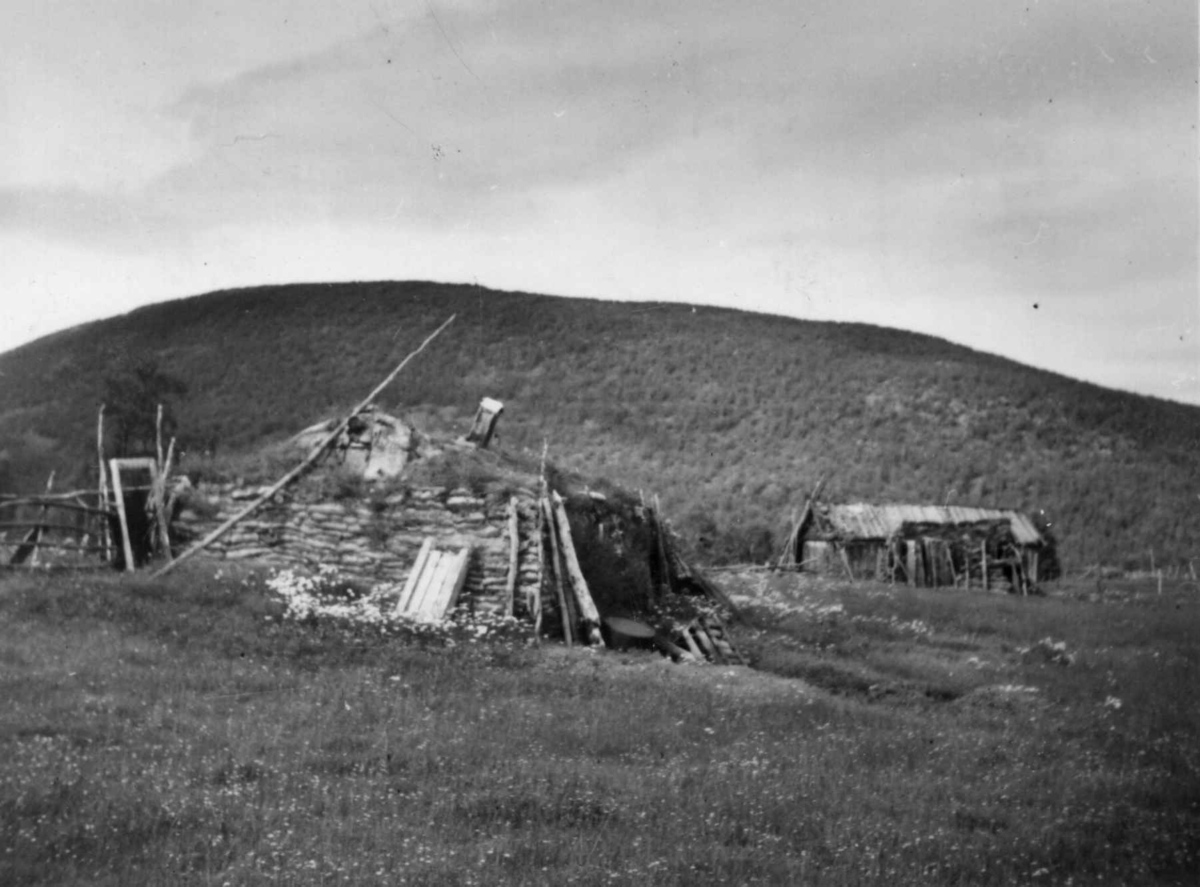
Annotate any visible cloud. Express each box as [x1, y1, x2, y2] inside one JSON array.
[[2, 0, 1195, 405]]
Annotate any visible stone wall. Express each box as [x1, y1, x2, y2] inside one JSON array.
[[175, 483, 542, 616]]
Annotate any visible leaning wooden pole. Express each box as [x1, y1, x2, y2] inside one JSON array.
[[551, 492, 605, 647], [153, 314, 456, 577], [542, 497, 575, 645], [96, 405, 111, 560], [154, 437, 176, 562], [777, 474, 826, 568], [503, 496, 519, 618]]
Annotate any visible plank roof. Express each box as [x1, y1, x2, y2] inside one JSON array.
[[817, 503, 1043, 546]]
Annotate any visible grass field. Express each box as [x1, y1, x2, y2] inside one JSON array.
[[2, 566, 1198, 885]]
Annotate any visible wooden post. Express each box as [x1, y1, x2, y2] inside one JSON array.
[[153, 314, 455, 577], [531, 501, 543, 639], [150, 436, 176, 562], [652, 495, 673, 595], [504, 496, 519, 618], [155, 404, 165, 471], [551, 492, 604, 647], [778, 475, 827, 568], [542, 497, 575, 644], [906, 542, 917, 588], [981, 542, 988, 592], [109, 460, 135, 572], [96, 406, 111, 560], [31, 472, 54, 567], [837, 544, 855, 582]]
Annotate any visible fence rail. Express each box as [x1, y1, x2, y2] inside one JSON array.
[[0, 499, 115, 517]]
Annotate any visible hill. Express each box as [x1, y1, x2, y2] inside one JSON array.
[[2, 281, 1198, 570]]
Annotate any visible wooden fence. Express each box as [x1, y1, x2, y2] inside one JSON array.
[[0, 492, 116, 569]]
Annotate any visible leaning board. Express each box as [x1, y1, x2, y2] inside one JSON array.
[[395, 539, 471, 621]]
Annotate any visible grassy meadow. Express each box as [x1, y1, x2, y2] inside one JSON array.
[[2, 567, 1198, 885]]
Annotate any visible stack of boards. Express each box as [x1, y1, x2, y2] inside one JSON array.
[[394, 538, 470, 621]]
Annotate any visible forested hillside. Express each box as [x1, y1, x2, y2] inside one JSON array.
[[2, 281, 1198, 570]]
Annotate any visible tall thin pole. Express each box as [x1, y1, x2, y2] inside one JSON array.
[[153, 315, 456, 577], [97, 405, 111, 560]]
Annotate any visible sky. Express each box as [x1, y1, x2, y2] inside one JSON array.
[[3, 0, 1197, 403]]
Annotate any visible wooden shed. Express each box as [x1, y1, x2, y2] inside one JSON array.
[[778, 501, 1047, 593]]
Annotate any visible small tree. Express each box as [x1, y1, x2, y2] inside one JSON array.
[[102, 356, 188, 456]]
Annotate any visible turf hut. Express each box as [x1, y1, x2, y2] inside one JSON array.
[[174, 408, 737, 653], [779, 501, 1049, 593]]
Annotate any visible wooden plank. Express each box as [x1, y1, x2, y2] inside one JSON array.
[[8, 525, 42, 566], [837, 544, 855, 581], [541, 497, 574, 645], [777, 475, 827, 568], [0, 521, 97, 535], [504, 496, 519, 618], [530, 502, 543, 636], [700, 613, 745, 664], [651, 495, 673, 595], [97, 405, 111, 561], [396, 537, 433, 615], [0, 562, 114, 572], [425, 551, 460, 619], [153, 435, 176, 562], [154, 314, 456, 578], [402, 550, 436, 616], [692, 624, 719, 662], [3, 540, 114, 554], [0, 499, 112, 516], [551, 492, 604, 646], [423, 547, 469, 619], [1, 490, 110, 503], [109, 459, 135, 572], [678, 625, 704, 660], [436, 547, 471, 618], [410, 553, 448, 618], [653, 633, 695, 663]]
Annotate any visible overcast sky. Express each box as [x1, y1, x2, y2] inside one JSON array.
[[3, 1, 1197, 403]]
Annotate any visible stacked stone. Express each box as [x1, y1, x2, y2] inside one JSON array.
[[176, 483, 540, 616], [512, 499, 543, 619]]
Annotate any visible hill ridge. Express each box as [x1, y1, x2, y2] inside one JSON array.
[[2, 280, 1198, 570]]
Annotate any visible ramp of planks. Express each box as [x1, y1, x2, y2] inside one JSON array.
[[394, 538, 471, 621]]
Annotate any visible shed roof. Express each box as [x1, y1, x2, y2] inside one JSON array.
[[816, 503, 1043, 546]]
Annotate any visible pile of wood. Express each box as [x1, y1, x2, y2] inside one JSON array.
[[654, 612, 745, 665]]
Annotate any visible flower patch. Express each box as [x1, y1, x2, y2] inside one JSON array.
[[263, 566, 530, 646]]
